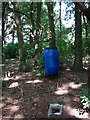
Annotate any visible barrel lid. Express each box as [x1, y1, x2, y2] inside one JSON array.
[[45, 47, 57, 50]]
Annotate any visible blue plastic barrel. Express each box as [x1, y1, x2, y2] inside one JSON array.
[[44, 48, 59, 74]]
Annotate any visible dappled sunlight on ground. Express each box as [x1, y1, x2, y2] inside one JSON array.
[[13, 72, 32, 80], [55, 88, 69, 95], [0, 103, 5, 109], [14, 114, 24, 118], [15, 75, 21, 80], [63, 105, 89, 119], [4, 105, 19, 112], [73, 96, 80, 102], [62, 82, 82, 89], [25, 80, 43, 84], [2, 58, 89, 119], [15, 75, 27, 80], [55, 82, 82, 95], [25, 80, 33, 84], [70, 84, 82, 89], [33, 97, 39, 102], [25, 72, 32, 76], [5, 97, 19, 105], [54, 80, 90, 119], [8, 82, 19, 88], [2, 95, 24, 119], [34, 80, 43, 83]]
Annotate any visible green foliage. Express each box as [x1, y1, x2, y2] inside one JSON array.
[[34, 55, 44, 77], [24, 42, 35, 59], [35, 41, 50, 77], [82, 22, 90, 56], [0, 81, 6, 90], [3, 43, 18, 59], [23, 40, 49, 75], [2, 81, 6, 88], [80, 88, 90, 109], [37, 55, 44, 76], [2, 66, 5, 72], [56, 26, 75, 65]]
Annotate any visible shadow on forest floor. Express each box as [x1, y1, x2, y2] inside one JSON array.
[[1, 58, 90, 119]]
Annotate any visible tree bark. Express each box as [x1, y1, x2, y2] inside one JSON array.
[[13, 2, 25, 65], [35, 2, 42, 55], [59, 1, 62, 40], [12, 24, 15, 44], [74, 2, 90, 23], [2, 2, 6, 56], [73, 3, 83, 72], [46, 1, 56, 48], [30, 1, 34, 44], [88, 64, 90, 96]]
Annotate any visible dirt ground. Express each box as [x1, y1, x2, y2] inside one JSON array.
[[1, 59, 90, 119]]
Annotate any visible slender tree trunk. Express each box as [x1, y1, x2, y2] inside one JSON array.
[[30, 1, 34, 44], [2, 2, 5, 56], [88, 64, 90, 96], [13, 2, 25, 65], [73, 3, 83, 72], [12, 24, 15, 44], [59, 1, 62, 40], [83, 14, 88, 54], [46, 1, 56, 48], [87, 2, 90, 94], [35, 2, 42, 55]]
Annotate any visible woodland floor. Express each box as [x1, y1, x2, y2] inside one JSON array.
[[1, 58, 90, 119]]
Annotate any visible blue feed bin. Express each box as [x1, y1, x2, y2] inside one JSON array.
[[44, 48, 60, 74]]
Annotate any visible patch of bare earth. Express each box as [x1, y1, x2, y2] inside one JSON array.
[[2, 59, 90, 119]]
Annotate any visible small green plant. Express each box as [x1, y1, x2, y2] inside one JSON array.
[[67, 61, 72, 66], [2, 66, 5, 72], [37, 55, 44, 77], [80, 88, 90, 109], [3, 43, 18, 59], [2, 81, 6, 89]]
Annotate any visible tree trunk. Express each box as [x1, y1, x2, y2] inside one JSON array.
[[73, 3, 83, 72], [74, 2, 90, 23], [12, 24, 15, 44], [2, 2, 6, 56], [59, 1, 62, 40], [35, 2, 42, 55], [13, 2, 25, 65], [88, 64, 90, 95], [30, 1, 34, 44], [46, 1, 56, 48]]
